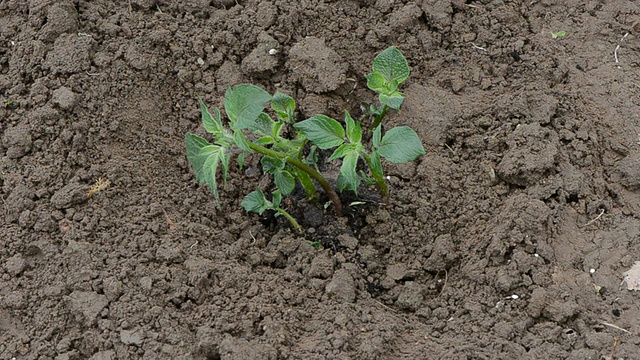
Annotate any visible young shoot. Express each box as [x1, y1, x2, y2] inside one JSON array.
[[364, 46, 411, 130], [241, 189, 302, 233], [295, 46, 424, 201]]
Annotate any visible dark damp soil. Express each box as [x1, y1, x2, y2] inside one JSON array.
[[2, 1, 640, 359]]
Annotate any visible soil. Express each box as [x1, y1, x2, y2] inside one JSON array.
[[2, 0, 640, 359]]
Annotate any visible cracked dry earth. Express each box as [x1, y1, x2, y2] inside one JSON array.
[[2, 0, 640, 359]]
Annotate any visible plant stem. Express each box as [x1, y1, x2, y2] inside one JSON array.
[[371, 104, 388, 131], [362, 153, 389, 203], [248, 142, 343, 214], [275, 207, 303, 233]]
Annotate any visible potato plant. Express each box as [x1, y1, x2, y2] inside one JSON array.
[[185, 46, 424, 232]]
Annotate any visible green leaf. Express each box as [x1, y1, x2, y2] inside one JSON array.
[[261, 156, 285, 173], [379, 93, 405, 110], [373, 124, 382, 148], [368, 150, 383, 178], [294, 114, 345, 149], [237, 152, 246, 170], [344, 111, 362, 144], [272, 190, 282, 208], [292, 168, 316, 200], [272, 120, 285, 138], [271, 91, 296, 122], [220, 148, 230, 185], [185, 133, 226, 204], [241, 190, 272, 215], [225, 84, 271, 129], [329, 143, 350, 161], [248, 112, 276, 136], [378, 126, 426, 163], [303, 145, 318, 166], [371, 46, 410, 86], [339, 150, 360, 194], [274, 169, 295, 195], [234, 130, 253, 153], [256, 136, 275, 146], [200, 100, 224, 135], [365, 73, 386, 93]]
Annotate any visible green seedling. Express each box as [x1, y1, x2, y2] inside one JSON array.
[[185, 46, 425, 232], [364, 46, 410, 130], [295, 46, 424, 201], [551, 31, 566, 39], [241, 189, 302, 233]]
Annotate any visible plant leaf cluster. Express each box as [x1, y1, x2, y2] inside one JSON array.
[[185, 46, 425, 233]]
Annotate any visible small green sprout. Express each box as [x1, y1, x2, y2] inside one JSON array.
[[241, 189, 302, 233], [295, 46, 424, 201], [551, 31, 566, 39], [364, 46, 410, 130]]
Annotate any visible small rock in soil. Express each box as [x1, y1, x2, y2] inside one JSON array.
[[66, 291, 108, 326], [288, 37, 348, 93], [44, 33, 93, 74], [526, 287, 547, 318], [337, 234, 358, 250], [389, 3, 422, 30], [420, 0, 453, 29], [102, 277, 124, 302], [5, 184, 35, 223], [155, 242, 184, 264], [542, 300, 580, 323], [2, 291, 27, 310], [2, 122, 32, 158], [50, 183, 89, 209], [39, 2, 79, 42], [396, 282, 424, 311], [241, 31, 279, 77], [308, 251, 334, 279], [497, 123, 559, 187], [120, 329, 146, 346], [4, 254, 27, 276], [51, 86, 78, 110], [423, 234, 457, 271], [303, 205, 325, 227], [617, 152, 640, 190], [194, 326, 222, 359], [326, 268, 356, 303]]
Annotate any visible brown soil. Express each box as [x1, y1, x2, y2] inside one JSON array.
[[2, 1, 640, 359]]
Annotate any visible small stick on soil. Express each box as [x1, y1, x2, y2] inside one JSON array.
[[614, 33, 629, 64], [373, 299, 398, 313], [444, 143, 456, 155], [437, 269, 448, 297], [578, 208, 605, 228], [471, 43, 487, 52], [601, 321, 631, 334]]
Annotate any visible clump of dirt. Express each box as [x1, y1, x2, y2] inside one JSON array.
[[2, 0, 640, 359]]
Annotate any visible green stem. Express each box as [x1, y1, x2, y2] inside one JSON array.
[[275, 207, 303, 233], [362, 153, 389, 203], [248, 142, 343, 215], [371, 104, 388, 131]]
